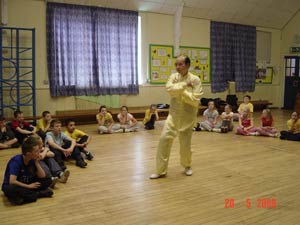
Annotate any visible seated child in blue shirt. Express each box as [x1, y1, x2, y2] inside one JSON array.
[[1, 136, 53, 205]]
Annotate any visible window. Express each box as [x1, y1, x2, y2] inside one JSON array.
[[138, 16, 143, 85], [46, 3, 139, 96], [284, 56, 299, 77], [256, 31, 271, 63]]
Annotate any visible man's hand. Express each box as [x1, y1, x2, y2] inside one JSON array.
[[186, 81, 193, 87], [172, 78, 178, 83]]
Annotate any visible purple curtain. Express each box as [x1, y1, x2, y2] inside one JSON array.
[[46, 3, 139, 97], [211, 21, 256, 93]]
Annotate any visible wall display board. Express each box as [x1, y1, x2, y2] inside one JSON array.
[[256, 67, 273, 84], [149, 44, 211, 84], [149, 44, 175, 84], [179, 46, 211, 83]]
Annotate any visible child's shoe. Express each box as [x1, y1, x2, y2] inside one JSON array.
[[76, 160, 87, 168], [86, 152, 94, 161], [58, 169, 70, 183], [50, 177, 59, 188]]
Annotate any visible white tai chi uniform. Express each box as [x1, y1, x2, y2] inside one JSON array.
[[155, 72, 203, 175]]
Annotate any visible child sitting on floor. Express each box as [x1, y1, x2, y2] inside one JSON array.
[[143, 104, 159, 130], [280, 111, 300, 141], [36, 111, 52, 140], [11, 110, 36, 144], [117, 106, 139, 132], [64, 119, 94, 160], [34, 135, 70, 186], [195, 100, 219, 132], [1, 136, 53, 205], [233, 95, 254, 121], [236, 107, 257, 136], [256, 109, 277, 137], [0, 115, 19, 149], [96, 105, 121, 134], [45, 120, 87, 169], [212, 104, 234, 133]]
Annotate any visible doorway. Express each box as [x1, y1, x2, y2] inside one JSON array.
[[283, 56, 300, 110]]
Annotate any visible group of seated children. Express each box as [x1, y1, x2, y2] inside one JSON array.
[[0, 115, 19, 149], [96, 104, 159, 134], [1, 110, 94, 205], [194, 95, 300, 141]]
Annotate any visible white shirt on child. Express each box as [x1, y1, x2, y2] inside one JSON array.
[[221, 111, 233, 123], [203, 109, 219, 123], [117, 113, 134, 125], [45, 131, 71, 147]]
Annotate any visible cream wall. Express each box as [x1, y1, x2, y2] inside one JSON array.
[[281, 10, 300, 56], [6, 0, 76, 117], [124, 13, 225, 108], [125, 13, 283, 107], [280, 10, 300, 107], [5, 0, 285, 116], [252, 27, 282, 107]]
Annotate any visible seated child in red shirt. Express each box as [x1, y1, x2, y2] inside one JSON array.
[[11, 110, 36, 144]]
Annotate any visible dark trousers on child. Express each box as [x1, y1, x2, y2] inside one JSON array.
[[2, 177, 52, 205], [50, 140, 83, 169], [77, 135, 89, 154], [145, 114, 156, 130], [14, 127, 34, 144], [40, 158, 62, 177], [37, 130, 47, 142], [280, 131, 300, 141]]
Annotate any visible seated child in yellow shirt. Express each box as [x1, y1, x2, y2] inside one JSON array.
[[233, 95, 254, 121], [280, 111, 300, 141], [143, 104, 159, 130], [36, 111, 52, 140], [64, 120, 94, 160], [96, 105, 121, 134]]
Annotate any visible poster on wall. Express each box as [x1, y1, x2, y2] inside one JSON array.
[[179, 46, 211, 83], [149, 44, 211, 84], [256, 67, 273, 84], [149, 44, 175, 84]]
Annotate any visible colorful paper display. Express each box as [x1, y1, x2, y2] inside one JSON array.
[[149, 44, 211, 84]]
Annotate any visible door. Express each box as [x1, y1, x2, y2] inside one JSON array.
[[283, 56, 300, 110]]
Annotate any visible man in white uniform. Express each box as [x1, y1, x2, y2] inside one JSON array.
[[150, 55, 203, 179]]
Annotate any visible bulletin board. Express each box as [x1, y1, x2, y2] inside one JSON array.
[[149, 44, 211, 84], [179, 46, 211, 83], [256, 67, 273, 84], [149, 44, 176, 84]]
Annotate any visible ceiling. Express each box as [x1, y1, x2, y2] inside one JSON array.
[[48, 0, 300, 29]]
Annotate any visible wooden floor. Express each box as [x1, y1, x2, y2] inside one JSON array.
[[1, 109, 300, 225]]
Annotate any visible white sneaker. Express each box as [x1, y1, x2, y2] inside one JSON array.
[[58, 169, 70, 183], [184, 167, 193, 176], [114, 129, 123, 133], [149, 173, 166, 179]]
